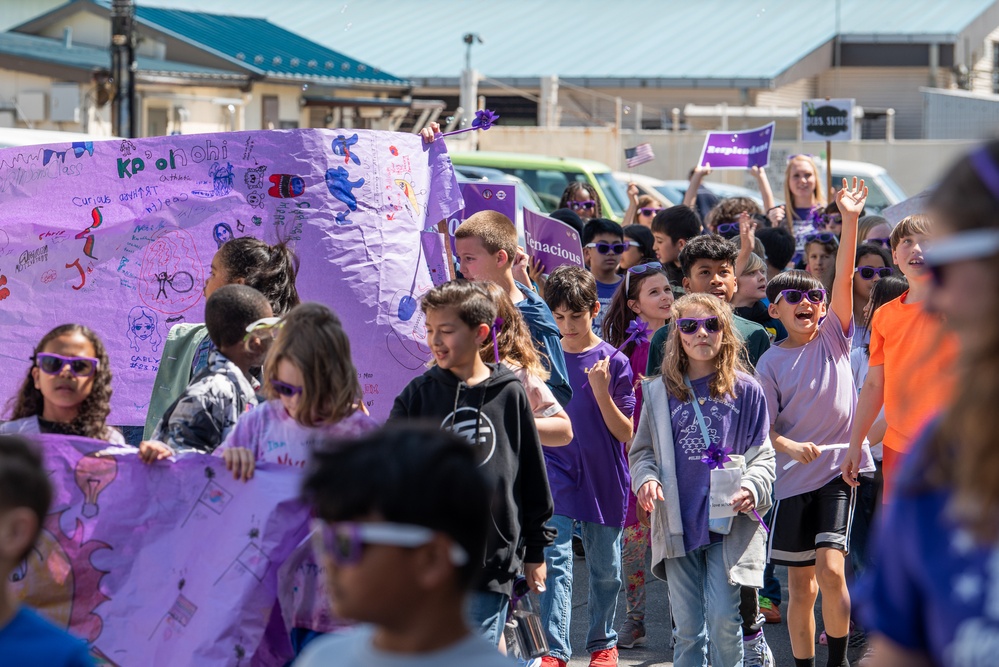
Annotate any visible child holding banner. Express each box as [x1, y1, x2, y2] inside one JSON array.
[[0, 435, 95, 666], [2, 325, 124, 444]]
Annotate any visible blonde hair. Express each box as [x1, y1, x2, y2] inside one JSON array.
[[263, 302, 361, 427], [889, 214, 933, 251], [454, 211, 518, 264], [660, 293, 747, 402], [783, 155, 825, 221], [741, 252, 766, 275], [476, 282, 549, 381]]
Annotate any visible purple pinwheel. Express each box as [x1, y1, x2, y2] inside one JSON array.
[[440, 109, 501, 138], [700, 442, 732, 470], [582, 319, 652, 389]]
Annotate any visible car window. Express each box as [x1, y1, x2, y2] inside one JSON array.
[[593, 172, 628, 219]]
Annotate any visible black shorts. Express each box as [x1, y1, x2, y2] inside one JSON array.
[[767, 477, 856, 567]]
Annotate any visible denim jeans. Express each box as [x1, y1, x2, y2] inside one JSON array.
[[662, 541, 743, 667], [466, 590, 509, 646], [539, 514, 622, 662]]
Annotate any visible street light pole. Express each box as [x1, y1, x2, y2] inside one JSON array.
[[111, 0, 137, 137]]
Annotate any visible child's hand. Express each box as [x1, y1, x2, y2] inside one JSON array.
[[419, 122, 441, 144], [637, 480, 665, 512], [835, 177, 868, 216], [138, 440, 173, 464], [738, 211, 757, 246], [731, 487, 756, 514], [692, 163, 712, 180], [585, 355, 612, 395], [749, 165, 766, 181], [512, 247, 532, 287], [627, 182, 640, 202], [223, 447, 256, 482], [786, 439, 821, 464], [766, 205, 785, 227], [524, 561, 547, 594], [840, 445, 862, 488]]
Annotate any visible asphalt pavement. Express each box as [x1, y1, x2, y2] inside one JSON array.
[[563, 553, 870, 666]]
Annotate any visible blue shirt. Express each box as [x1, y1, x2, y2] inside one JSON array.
[[0, 607, 94, 667], [515, 281, 572, 407], [592, 277, 621, 339]]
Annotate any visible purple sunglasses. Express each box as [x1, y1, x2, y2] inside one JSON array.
[[270, 379, 303, 398]]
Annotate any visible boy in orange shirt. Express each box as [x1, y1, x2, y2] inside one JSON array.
[[842, 215, 959, 499]]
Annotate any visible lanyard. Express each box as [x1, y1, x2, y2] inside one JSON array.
[[684, 375, 713, 449]]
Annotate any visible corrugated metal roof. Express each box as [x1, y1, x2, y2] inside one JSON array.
[[0, 30, 247, 79], [132, 0, 997, 82], [127, 2, 408, 86]]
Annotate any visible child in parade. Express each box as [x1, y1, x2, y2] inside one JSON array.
[[477, 282, 573, 448], [143, 237, 299, 440], [619, 224, 657, 270], [804, 231, 839, 293], [630, 293, 775, 667], [842, 215, 960, 500], [559, 182, 603, 220], [768, 155, 826, 264], [581, 218, 626, 338], [0, 436, 95, 666], [294, 425, 516, 667], [145, 285, 272, 454], [540, 266, 636, 667], [390, 280, 554, 647], [454, 211, 572, 407], [859, 141, 999, 667], [602, 262, 674, 648], [755, 178, 874, 667], [851, 243, 894, 349], [2, 324, 123, 444], [651, 205, 703, 299]]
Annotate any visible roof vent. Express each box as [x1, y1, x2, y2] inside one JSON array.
[[290, 57, 300, 67], [236, 52, 245, 60], [254, 55, 264, 64], [272, 56, 282, 65], [308, 59, 317, 68], [325, 61, 334, 69], [341, 62, 350, 71]]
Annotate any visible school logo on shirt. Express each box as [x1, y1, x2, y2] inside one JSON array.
[[441, 407, 496, 466]]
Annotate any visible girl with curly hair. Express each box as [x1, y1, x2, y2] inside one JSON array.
[[2, 324, 123, 443]]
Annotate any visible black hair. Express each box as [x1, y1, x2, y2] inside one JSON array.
[[549, 208, 585, 236], [651, 205, 702, 242], [677, 234, 738, 278], [855, 242, 892, 268], [302, 424, 493, 588], [558, 182, 602, 219], [544, 265, 598, 313], [204, 284, 272, 348], [420, 280, 497, 329], [765, 269, 826, 304], [581, 218, 623, 247], [0, 435, 52, 562], [217, 238, 300, 315], [622, 224, 655, 262], [862, 274, 909, 356], [756, 226, 796, 272]]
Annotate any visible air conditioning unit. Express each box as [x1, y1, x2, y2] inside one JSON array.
[[50, 83, 81, 122]]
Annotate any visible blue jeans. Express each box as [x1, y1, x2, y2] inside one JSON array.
[[662, 541, 743, 667], [466, 590, 509, 646], [540, 514, 622, 662]]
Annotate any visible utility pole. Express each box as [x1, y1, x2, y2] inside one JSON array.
[[111, 0, 137, 137]]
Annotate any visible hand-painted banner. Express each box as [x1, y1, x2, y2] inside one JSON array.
[[523, 209, 584, 272], [697, 122, 775, 170], [0, 129, 462, 424], [15, 434, 312, 666]]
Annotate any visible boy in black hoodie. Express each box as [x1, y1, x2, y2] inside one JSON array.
[[390, 280, 554, 648]]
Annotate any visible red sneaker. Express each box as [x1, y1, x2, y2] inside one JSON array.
[[540, 657, 567, 667], [589, 647, 619, 667]]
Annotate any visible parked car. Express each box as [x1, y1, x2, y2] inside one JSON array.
[[611, 172, 675, 207], [453, 165, 545, 244], [449, 151, 631, 222], [828, 159, 906, 213]]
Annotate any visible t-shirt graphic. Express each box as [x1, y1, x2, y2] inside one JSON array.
[[441, 406, 497, 466]]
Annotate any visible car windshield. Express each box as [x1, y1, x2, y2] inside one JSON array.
[[593, 171, 628, 219]]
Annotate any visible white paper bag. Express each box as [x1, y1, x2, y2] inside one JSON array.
[[708, 455, 745, 520]]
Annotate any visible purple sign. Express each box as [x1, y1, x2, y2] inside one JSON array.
[[697, 122, 775, 170], [420, 230, 451, 285], [445, 182, 518, 251], [0, 129, 462, 423], [15, 434, 311, 666], [523, 209, 584, 272]]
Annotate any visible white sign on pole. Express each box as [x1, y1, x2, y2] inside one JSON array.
[[801, 99, 855, 142]]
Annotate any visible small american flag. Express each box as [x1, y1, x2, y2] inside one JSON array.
[[624, 143, 655, 168]]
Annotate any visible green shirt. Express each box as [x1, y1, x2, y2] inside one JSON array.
[[646, 313, 771, 376]]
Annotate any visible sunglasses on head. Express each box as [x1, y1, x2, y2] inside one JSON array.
[[568, 200, 596, 212], [856, 265, 893, 280], [675, 316, 722, 335], [624, 261, 664, 292], [243, 317, 283, 342], [585, 241, 627, 255], [311, 519, 469, 567], [270, 379, 303, 398], [805, 232, 838, 245], [866, 237, 891, 248], [924, 228, 999, 287], [35, 353, 99, 378], [639, 207, 662, 217], [716, 222, 740, 237], [775, 288, 827, 305]]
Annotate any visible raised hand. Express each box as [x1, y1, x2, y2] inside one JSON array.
[[835, 177, 868, 216]]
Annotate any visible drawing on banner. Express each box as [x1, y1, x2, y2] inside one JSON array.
[[9, 510, 111, 644], [331, 134, 360, 165], [126, 306, 162, 353], [149, 592, 198, 641], [182, 466, 235, 527], [119, 139, 137, 156], [192, 162, 235, 198], [326, 167, 365, 210], [394, 177, 423, 217], [76, 207, 103, 261], [213, 222, 234, 248], [215, 541, 272, 585], [0, 274, 9, 301], [268, 173, 306, 199], [244, 165, 266, 189], [138, 229, 204, 315], [75, 453, 118, 519], [386, 287, 431, 370]]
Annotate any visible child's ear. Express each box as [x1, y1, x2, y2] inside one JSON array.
[[628, 299, 640, 315], [31, 366, 40, 390], [475, 323, 491, 346], [495, 249, 510, 269], [767, 302, 781, 319], [591, 302, 601, 318], [0, 507, 38, 563], [681, 277, 691, 293]]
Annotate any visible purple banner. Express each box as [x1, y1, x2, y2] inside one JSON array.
[[14, 434, 311, 666], [420, 230, 451, 285], [445, 182, 518, 251], [523, 209, 584, 272], [697, 122, 774, 170], [0, 129, 462, 424]]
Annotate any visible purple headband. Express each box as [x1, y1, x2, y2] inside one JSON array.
[[970, 146, 999, 201]]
